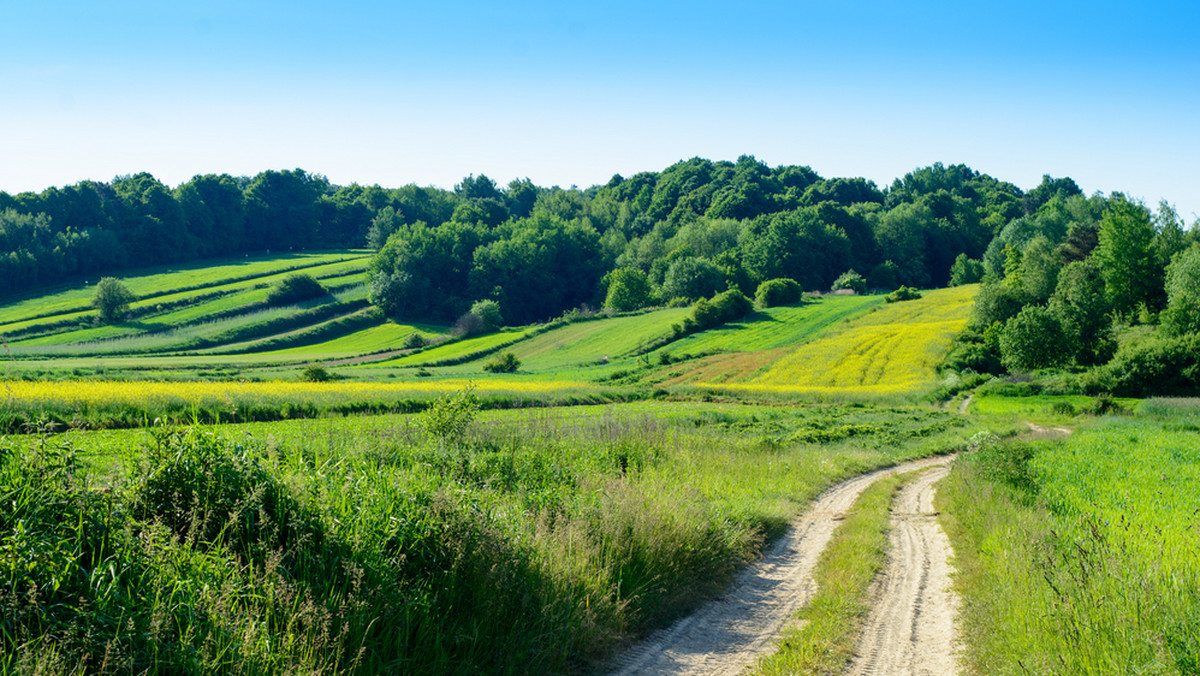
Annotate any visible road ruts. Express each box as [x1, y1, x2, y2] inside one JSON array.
[[608, 455, 955, 676], [845, 465, 959, 676]]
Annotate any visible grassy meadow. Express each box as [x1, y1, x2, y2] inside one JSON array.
[[4, 251, 1198, 674]]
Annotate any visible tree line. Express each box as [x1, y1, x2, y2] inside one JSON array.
[[4, 158, 1196, 330]]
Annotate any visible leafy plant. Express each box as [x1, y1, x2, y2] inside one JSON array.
[[91, 277, 136, 323], [266, 273, 328, 306], [483, 351, 521, 373]]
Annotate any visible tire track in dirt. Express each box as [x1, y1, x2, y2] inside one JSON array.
[[608, 455, 955, 676], [845, 465, 959, 676]]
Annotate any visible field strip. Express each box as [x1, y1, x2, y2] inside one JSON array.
[[608, 454, 955, 676], [846, 464, 959, 676]]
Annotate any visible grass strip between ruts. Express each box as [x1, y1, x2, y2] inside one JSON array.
[[752, 469, 919, 675]]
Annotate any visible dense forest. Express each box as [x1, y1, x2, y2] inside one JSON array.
[[2, 157, 1196, 330]]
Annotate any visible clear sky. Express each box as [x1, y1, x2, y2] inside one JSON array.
[[2, 0, 1197, 220]]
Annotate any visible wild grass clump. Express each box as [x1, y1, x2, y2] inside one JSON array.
[[939, 418, 1200, 674]]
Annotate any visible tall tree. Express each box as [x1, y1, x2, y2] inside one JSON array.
[[1095, 196, 1162, 314]]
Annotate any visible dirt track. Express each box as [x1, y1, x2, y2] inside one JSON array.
[[846, 465, 959, 675], [608, 455, 955, 676]]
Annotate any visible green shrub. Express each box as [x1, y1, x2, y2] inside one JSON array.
[[483, 351, 521, 373], [831, 269, 867, 295], [470, 299, 503, 329], [91, 277, 136, 323], [302, 364, 333, 382], [1081, 333, 1200, 396], [266, 273, 328, 306], [755, 278, 802, 307], [884, 286, 922, 303], [999, 305, 1069, 371]]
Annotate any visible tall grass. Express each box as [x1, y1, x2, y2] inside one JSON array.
[[938, 421, 1200, 674], [2, 398, 971, 673]]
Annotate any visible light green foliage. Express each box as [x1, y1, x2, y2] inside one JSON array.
[[830, 269, 867, 295], [470, 298, 503, 329], [1096, 196, 1162, 315], [883, 286, 921, 303], [1016, 235, 1058, 303], [948, 253, 984, 286], [754, 278, 803, 307], [90, 277, 136, 323], [420, 383, 480, 444], [1162, 244, 1200, 335], [604, 267, 653, 311]]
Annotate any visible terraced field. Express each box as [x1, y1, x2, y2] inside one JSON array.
[[721, 285, 976, 396]]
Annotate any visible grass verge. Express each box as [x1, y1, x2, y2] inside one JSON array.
[[753, 470, 916, 675]]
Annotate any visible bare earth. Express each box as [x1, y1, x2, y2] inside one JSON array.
[[608, 455, 956, 676], [846, 465, 960, 676]]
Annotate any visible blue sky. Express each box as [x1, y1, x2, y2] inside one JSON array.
[[2, 0, 1197, 220]]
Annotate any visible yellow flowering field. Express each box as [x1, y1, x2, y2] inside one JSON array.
[[716, 285, 976, 396], [0, 378, 604, 430]]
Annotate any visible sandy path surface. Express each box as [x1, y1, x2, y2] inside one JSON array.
[[845, 465, 959, 676], [608, 455, 955, 676]]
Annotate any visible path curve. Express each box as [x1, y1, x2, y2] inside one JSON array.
[[846, 465, 959, 676], [608, 454, 955, 676]]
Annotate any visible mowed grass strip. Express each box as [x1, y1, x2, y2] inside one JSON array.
[[372, 329, 531, 368], [754, 471, 915, 675], [659, 295, 882, 357], [0, 250, 368, 326], [502, 309, 689, 370], [738, 285, 976, 395]]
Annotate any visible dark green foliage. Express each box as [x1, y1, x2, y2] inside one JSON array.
[[969, 281, 1029, 329], [867, 260, 900, 290], [90, 276, 136, 323], [755, 277, 803, 307], [741, 208, 851, 290], [1080, 333, 1200, 396], [690, 289, 754, 331], [266, 272, 328, 306], [831, 269, 867, 294], [483, 351, 521, 374], [302, 364, 333, 382], [999, 305, 1069, 371], [1049, 258, 1114, 365], [884, 286, 922, 303]]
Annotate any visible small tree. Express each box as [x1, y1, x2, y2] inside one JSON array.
[[831, 269, 867, 295], [91, 277, 136, 323], [422, 383, 480, 446], [605, 268, 652, 312], [999, 305, 1069, 371], [948, 254, 985, 286], [470, 299, 503, 329]]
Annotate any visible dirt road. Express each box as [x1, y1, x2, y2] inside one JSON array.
[[845, 465, 959, 675], [608, 455, 955, 676]]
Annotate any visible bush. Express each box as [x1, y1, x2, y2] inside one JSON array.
[[91, 277, 136, 323], [302, 364, 333, 382], [267, 273, 328, 306], [755, 278, 803, 307], [605, 268, 653, 311], [949, 254, 985, 286], [483, 351, 521, 373], [1081, 333, 1200, 397], [692, 289, 753, 331], [470, 299, 503, 329], [884, 286, 922, 303], [404, 332, 426, 349], [831, 269, 867, 295]]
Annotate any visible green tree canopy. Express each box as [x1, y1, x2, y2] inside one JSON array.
[[604, 268, 652, 312], [1096, 196, 1162, 315], [1162, 244, 1200, 336], [91, 277, 136, 323]]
